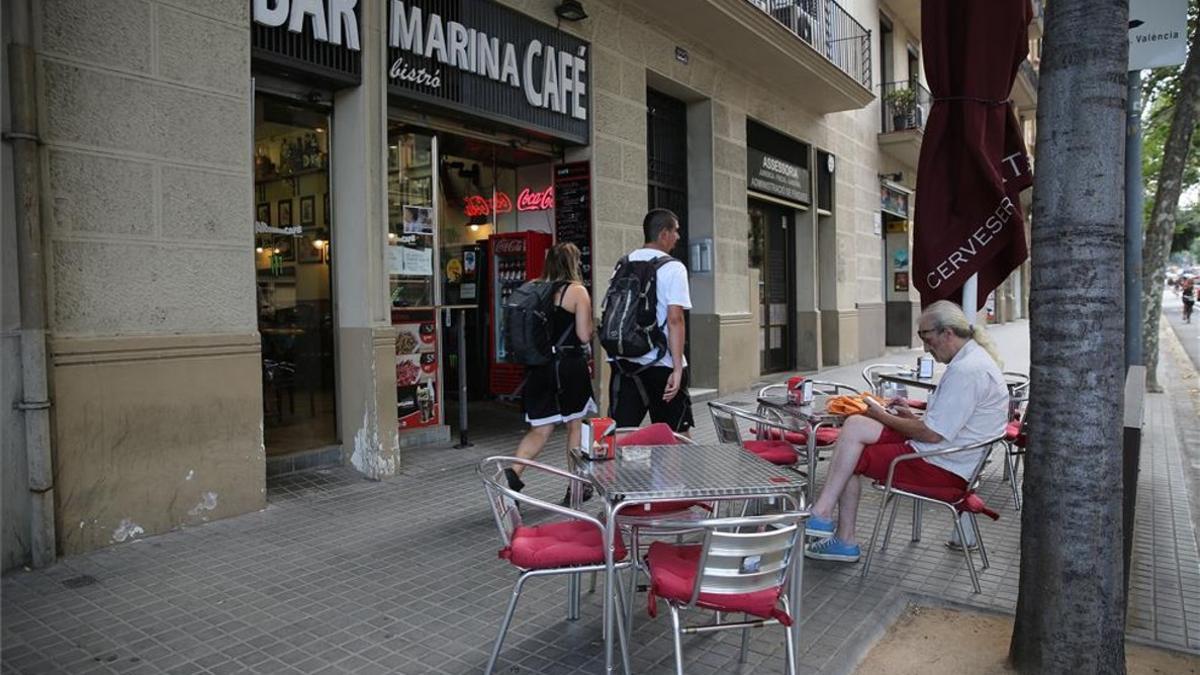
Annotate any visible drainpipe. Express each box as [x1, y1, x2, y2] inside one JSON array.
[[6, 0, 56, 567]]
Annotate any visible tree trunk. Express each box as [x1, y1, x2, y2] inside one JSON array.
[[1008, 0, 1128, 672], [1141, 25, 1200, 392]]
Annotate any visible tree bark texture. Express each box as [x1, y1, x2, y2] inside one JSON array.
[[1141, 26, 1200, 391], [1009, 0, 1128, 672]]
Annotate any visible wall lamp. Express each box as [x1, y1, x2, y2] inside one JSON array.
[[555, 1, 588, 21], [878, 171, 903, 182]]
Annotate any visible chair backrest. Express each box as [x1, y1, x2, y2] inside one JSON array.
[[686, 513, 805, 603], [757, 383, 787, 399], [478, 458, 524, 546], [861, 364, 909, 394], [810, 379, 861, 397], [707, 402, 745, 444], [616, 422, 691, 446], [962, 435, 1007, 490], [1003, 371, 1030, 397]]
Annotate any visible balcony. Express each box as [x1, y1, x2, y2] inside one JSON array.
[[877, 80, 931, 168], [647, 0, 873, 113], [1011, 59, 1039, 111]]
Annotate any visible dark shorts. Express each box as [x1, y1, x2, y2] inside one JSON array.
[[853, 428, 967, 490], [522, 355, 597, 427], [608, 362, 695, 433]]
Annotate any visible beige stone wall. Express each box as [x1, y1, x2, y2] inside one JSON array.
[[36, 0, 260, 553]]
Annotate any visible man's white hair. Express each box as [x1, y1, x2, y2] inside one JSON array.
[[922, 300, 1003, 367]]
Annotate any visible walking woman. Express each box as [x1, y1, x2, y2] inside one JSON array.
[[503, 243, 597, 501]]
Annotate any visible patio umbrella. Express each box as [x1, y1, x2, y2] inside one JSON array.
[[913, 0, 1034, 310]]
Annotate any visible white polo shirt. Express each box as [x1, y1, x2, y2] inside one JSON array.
[[910, 340, 1009, 480], [620, 248, 691, 369]]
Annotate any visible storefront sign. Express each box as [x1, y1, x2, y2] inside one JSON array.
[[462, 186, 553, 217], [747, 148, 810, 206], [387, 0, 590, 144], [880, 183, 910, 219], [252, 0, 362, 85]]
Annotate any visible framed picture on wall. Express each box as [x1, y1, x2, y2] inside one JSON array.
[[271, 236, 297, 263], [298, 235, 321, 263], [894, 271, 910, 292], [256, 202, 271, 226], [322, 193, 330, 225], [278, 199, 293, 227], [300, 196, 315, 226]]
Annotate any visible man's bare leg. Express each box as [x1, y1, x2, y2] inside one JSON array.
[[811, 415, 884, 522]]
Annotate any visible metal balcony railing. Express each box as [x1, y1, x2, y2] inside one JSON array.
[[748, 0, 873, 89], [880, 80, 931, 133]]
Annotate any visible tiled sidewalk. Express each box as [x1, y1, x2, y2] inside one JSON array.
[[3, 321, 1199, 674]]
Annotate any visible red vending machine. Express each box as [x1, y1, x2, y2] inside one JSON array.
[[488, 231, 553, 396]]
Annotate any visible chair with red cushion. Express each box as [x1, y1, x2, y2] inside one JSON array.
[[478, 456, 633, 675], [1001, 388, 1030, 510], [861, 363, 929, 409], [643, 511, 809, 674], [708, 401, 802, 467], [861, 435, 1006, 594]]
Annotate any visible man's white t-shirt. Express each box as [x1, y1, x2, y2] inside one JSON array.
[[620, 248, 692, 369], [909, 340, 1009, 480]]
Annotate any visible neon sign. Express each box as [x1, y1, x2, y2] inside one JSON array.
[[463, 186, 554, 217]]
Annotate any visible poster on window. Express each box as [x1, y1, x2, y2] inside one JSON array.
[[393, 308, 439, 430]]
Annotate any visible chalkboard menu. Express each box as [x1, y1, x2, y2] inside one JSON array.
[[554, 162, 593, 291]]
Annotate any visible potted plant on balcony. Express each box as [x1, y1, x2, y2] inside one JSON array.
[[884, 86, 919, 131]]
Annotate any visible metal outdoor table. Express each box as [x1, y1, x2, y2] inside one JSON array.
[[580, 443, 808, 674], [877, 368, 941, 392], [754, 394, 846, 503]]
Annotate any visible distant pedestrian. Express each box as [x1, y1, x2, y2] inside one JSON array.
[[1182, 276, 1195, 323]]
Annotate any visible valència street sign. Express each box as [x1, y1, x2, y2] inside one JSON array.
[[1129, 0, 1187, 70]]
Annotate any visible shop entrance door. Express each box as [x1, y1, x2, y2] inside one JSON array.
[[646, 88, 690, 362], [749, 200, 796, 374]]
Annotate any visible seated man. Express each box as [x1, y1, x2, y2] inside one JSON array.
[[805, 300, 1010, 562]]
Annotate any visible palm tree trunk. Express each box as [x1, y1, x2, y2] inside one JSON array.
[[1008, 0, 1128, 672], [1141, 25, 1200, 392]]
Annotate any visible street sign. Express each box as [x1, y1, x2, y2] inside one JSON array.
[[1129, 0, 1188, 70]]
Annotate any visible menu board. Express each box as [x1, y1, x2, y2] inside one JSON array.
[[554, 162, 593, 291], [392, 308, 439, 430]]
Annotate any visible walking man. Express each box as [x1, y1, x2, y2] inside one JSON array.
[[604, 208, 694, 433]]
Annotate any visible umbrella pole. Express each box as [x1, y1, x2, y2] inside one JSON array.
[[963, 274, 979, 325], [951, 273, 980, 548]]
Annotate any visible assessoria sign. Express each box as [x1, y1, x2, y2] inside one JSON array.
[[386, 0, 590, 144]]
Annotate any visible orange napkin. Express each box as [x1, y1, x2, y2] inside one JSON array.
[[826, 393, 885, 416]]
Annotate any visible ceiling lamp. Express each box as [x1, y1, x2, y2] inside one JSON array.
[[555, 0, 587, 22]]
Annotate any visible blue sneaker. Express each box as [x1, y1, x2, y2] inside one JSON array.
[[805, 537, 861, 562], [805, 515, 835, 538]]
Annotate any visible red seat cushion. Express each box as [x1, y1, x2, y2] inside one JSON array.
[[743, 440, 797, 466], [617, 423, 679, 447], [645, 542, 791, 624], [500, 520, 626, 570], [617, 424, 707, 513], [761, 427, 840, 446], [1004, 420, 1027, 447], [892, 482, 967, 503]]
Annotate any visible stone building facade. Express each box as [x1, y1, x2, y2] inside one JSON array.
[[2, 0, 1034, 566]]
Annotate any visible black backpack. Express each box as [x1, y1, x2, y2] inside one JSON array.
[[503, 280, 572, 366], [599, 255, 677, 360]]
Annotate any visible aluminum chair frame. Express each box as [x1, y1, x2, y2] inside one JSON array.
[[861, 363, 912, 396], [478, 456, 634, 675], [860, 435, 1005, 593], [609, 426, 711, 635], [708, 401, 805, 469], [1001, 391, 1030, 510], [644, 512, 809, 675]]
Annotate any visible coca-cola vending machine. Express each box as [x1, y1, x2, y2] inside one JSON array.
[[488, 231, 553, 396]]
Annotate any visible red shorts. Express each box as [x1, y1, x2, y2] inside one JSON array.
[[853, 428, 967, 491]]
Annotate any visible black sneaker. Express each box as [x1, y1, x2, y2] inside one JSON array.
[[504, 468, 525, 493], [560, 483, 594, 506]]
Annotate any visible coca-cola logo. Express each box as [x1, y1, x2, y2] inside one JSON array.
[[463, 193, 513, 218], [517, 186, 554, 211], [493, 238, 526, 254]]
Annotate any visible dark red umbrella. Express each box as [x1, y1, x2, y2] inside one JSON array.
[[914, 0, 1034, 309]]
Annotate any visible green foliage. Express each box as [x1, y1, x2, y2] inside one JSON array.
[[1142, 1, 1200, 227]]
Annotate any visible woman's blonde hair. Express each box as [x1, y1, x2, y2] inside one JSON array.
[[540, 242, 582, 284], [923, 300, 1003, 367]]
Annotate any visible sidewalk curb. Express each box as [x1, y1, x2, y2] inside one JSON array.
[[1160, 317, 1200, 561]]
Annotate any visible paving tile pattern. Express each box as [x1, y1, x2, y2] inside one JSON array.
[[3, 321, 1198, 674]]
